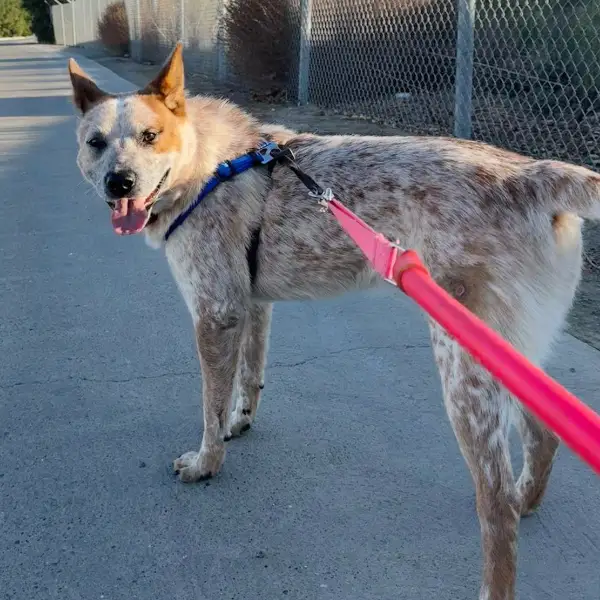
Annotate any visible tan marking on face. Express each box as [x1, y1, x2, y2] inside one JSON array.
[[142, 42, 186, 117], [136, 94, 183, 153]]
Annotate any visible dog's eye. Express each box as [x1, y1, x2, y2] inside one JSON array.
[[87, 136, 106, 150], [141, 130, 158, 145]]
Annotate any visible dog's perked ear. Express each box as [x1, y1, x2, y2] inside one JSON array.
[[67, 58, 110, 114], [143, 42, 186, 116]]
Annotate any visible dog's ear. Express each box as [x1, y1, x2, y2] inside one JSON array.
[[67, 58, 110, 114], [143, 42, 186, 116]]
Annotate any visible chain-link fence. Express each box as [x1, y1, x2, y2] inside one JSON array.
[[128, 0, 227, 90], [50, 0, 114, 47], [51, 0, 600, 170]]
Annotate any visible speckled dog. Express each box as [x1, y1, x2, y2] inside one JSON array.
[[68, 43, 600, 600]]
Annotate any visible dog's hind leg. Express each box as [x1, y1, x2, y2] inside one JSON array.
[[226, 302, 273, 439], [515, 410, 559, 516], [430, 322, 520, 600], [174, 304, 246, 482], [514, 213, 582, 517]]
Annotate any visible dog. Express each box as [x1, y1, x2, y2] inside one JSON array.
[[67, 43, 600, 600]]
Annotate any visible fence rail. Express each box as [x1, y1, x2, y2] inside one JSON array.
[[51, 0, 600, 171]]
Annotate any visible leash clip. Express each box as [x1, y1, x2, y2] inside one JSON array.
[[310, 187, 334, 212], [383, 239, 406, 287]]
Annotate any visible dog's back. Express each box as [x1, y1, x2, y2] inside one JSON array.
[[255, 132, 590, 346]]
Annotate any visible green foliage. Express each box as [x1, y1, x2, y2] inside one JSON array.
[[0, 0, 31, 37], [21, 0, 53, 43]]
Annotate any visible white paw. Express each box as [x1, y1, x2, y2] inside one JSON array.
[[173, 446, 225, 482], [225, 409, 253, 440]]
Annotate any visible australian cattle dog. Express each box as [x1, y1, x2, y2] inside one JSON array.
[[68, 43, 600, 599]]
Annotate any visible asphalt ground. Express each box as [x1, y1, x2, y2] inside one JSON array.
[[1, 40, 600, 600]]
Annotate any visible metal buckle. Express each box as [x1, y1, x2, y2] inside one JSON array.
[[388, 239, 405, 252], [383, 239, 405, 286], [254, 141, 286, 164], [309, 187, 334, 211]]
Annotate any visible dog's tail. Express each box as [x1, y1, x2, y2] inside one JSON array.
[[521, 159, 600, 220]]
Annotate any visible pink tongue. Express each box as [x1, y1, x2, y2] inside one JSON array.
[[111, 198, 149, 235]]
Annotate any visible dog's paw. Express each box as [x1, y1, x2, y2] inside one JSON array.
[[519, 493, 544, 518], [224, 410, 253, 441], [173, 446, 225, 483]]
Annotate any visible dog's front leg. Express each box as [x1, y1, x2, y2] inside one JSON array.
[[226, 302, 273, 439], [174, 304, 246, 483]]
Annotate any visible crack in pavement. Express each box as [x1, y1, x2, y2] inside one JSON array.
[[1, 344, 430, 390], [0, 370, 199, 390], [268, 343, 430, 369]]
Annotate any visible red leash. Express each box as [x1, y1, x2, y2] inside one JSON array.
[[323, 194, 600, 476]]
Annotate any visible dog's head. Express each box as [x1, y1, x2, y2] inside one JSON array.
[[68, 43, 190, 236]]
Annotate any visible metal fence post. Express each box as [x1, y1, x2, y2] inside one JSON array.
[[86, 0, 92, 44], [70, 0, 77, 46], [90, 0, 96, 46], [60, 2, 66, 46], [179, 0, 185, 44], [92, 0, 97, 43], [80, 0, 85, 43], [216, 0, 228, 83], [453, 0, 476, 139], [297, 0, 312, 105], [133, 0, 142, 61]]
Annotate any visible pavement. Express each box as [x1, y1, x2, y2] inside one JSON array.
[[1, 39, 599, 600]]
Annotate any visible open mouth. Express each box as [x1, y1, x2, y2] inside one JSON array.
[[109, 170, 170, 235]]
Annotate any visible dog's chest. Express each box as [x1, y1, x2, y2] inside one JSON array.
[[165, 241, 201, 321]]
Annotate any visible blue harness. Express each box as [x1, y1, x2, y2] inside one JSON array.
[[163, 141, 285, 242]]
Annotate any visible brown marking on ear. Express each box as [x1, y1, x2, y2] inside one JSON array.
[[137, 94, 182, 153], [142, 42, 186, 116], [67, 58, 110, 114]]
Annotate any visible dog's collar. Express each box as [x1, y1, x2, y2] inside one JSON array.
[[163, 141, 288, 242]]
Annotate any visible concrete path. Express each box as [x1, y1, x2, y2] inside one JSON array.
[[1, 39, 599, 600]]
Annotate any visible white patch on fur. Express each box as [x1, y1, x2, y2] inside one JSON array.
[[166, 242, 200, 323]]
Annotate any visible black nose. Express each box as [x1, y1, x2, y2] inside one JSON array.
[[104, 170, 136, 198]]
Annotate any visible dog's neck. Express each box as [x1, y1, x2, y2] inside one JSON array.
[[144, 97, 264, 248], [173, 96, 264, 185]]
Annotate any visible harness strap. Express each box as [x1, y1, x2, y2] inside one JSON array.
[[274, 149, 325, 197], [246, 144, 282, 287], [247, 226, 262, 285], [274, 149, 401, 282], [163, 141, 286, 242], [162, 139, 402, 284]]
